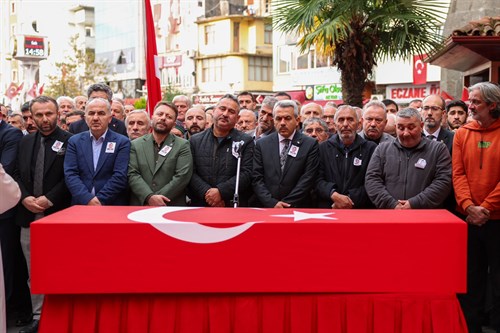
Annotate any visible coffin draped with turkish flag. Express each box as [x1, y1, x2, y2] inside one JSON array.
[[31, 206, 466, 294]]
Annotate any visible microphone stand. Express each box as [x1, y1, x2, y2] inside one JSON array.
[[232, 142, 244, 208]]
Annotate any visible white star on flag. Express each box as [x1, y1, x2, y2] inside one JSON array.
[[272, 211, 337, 222]]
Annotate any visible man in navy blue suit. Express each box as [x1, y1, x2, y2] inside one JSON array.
[[64, 97, 130, 206]]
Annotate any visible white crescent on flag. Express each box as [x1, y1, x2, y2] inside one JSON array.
[[127, 207, 258, 244]]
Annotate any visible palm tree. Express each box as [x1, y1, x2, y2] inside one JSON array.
[[273, 0, 448, 106]]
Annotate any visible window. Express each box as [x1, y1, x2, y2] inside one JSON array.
[[264, 24, 272, 44], [248, 56, 272, 81], [202, 57, 223, 82], [278, 45, 291, 74], [204, 25, 216, 45], [85, 27, 94, 37]]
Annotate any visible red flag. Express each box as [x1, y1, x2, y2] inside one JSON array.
[[440, 90, 454, 101], [413, 54, 427, 85], [4, 82, 18, 99], [27, 83, 38, 98], [144, 0, 162, 116], [461, 87, 469, 102]]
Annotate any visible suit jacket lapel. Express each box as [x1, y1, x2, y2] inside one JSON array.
[[81, 134, 95, 175], [282, 131, 302, 177], [95, 132, 114, 175], [154, 134, 174, 175], [140, 134, 156, 175], [43, 128, 63, 176]]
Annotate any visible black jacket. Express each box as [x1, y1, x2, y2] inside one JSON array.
[[189, 127, 254, 207], [15, 127, 73, 227], [316, 134, 377, 208]]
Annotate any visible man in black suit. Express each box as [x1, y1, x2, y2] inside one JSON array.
[[421, 94, 454, 153], [253, 100, 319, 208], [68, 83, 127, 137], [0, 107, 32, 327], [15, 96, 72, 333]]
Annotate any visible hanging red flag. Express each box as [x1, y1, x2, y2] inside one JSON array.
[[440, 90, 454, 101], [4, 82, 18, 99], [27, 83, 38, 98], [144, 0, 162, 116], [461, 87, 469, 102], [412, 54, 427, 85]]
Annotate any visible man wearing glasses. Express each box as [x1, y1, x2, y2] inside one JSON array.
[[360, 101, 395, 145], [302, 118, 329, 143], [421, 94, 454, 153]]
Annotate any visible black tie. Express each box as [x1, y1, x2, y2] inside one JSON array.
[[427, 134, 435, 140], [33, 136, 45, 197], [280, 139, 290, 170]]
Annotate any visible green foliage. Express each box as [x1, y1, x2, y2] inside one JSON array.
[[45, 34, 109, 98], [162, 84, 186, 102], [273, 0, 448, 106], [134, 97, 147, 109]]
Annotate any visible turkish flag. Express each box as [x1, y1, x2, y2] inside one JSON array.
[[4, 82, 18, 99], [144, 0, 162, 116], [27, 83, 38, 98], [440, 90, 454, 101], [413, 54, 427, 85]]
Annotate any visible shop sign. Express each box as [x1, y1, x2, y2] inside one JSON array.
[[386, 83, 440, 103], [313, 84, 342, 101]]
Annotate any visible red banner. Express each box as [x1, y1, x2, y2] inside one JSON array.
[[144, 0, 162, 115], [4, 82, 23, 99], [413, 54, 427, 85]]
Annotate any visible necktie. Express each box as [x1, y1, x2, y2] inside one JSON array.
[[33, 136, 45, 197], [427, 134, 435, 140], [280, 139, 290, 170]]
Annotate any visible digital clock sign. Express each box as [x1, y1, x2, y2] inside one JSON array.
[[24, 36, 45, 57]]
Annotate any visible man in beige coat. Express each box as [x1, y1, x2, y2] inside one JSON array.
[[128, 101, 193, 206]]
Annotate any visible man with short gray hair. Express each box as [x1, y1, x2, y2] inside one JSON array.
[[126, 110, 151, 140], [360, 100, 394, 144], [302, 117, 329, 143], [365, 108, 451, 209], [254, 96, 278, 140]]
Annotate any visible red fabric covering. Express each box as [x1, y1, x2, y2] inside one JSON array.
[[39, 293, 467, 333]]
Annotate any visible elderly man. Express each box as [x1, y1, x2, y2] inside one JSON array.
[[300, 102, 323, 120], [253, 100, 319, 208], [128, 102, 192, 206], [365, 108, 451, 209], [111, 99, 126, 121], [189, 94, 254, 207], [446, 100, 468, 131], [453, 82, 500, 333], [322, 103, 337, 134], [64, 98, 130, 206], [302, 117, 329, 143], [126, 109, 151, 140], [74, 96, 88, 112], [360, 100, 394, 144], [56, 96, 75, 118], [172, 95, 191, 127], [254, 96, 278, 140], [316, 105, 377, 209], [422, 94, 454, 152], [184, 108, 206, 139], [236, 109, 257, 133]]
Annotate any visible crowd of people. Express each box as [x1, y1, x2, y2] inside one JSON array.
[[0, 81, 499, 333]]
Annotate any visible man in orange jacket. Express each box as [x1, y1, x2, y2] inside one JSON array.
[[453, 82, 500, 333]]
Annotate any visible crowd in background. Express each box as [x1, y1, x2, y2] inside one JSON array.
[[0, 82, 499, 333]]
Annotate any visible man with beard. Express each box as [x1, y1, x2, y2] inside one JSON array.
[[446, 100, 468, 131], [189, 94, 254, 207], [128, 102, 192, 206], [365, 108, 451, 209], [253, 100, 319, 208], [253, 96, 278, 140], [64, 98, 130, 206], [316, 106, 376, 209], [21, 102, 37, 134], [15, 96, 72, 333], [359, 100, 394, 145], [422, 94, 454, 153], [184, 108, 206, 139]]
